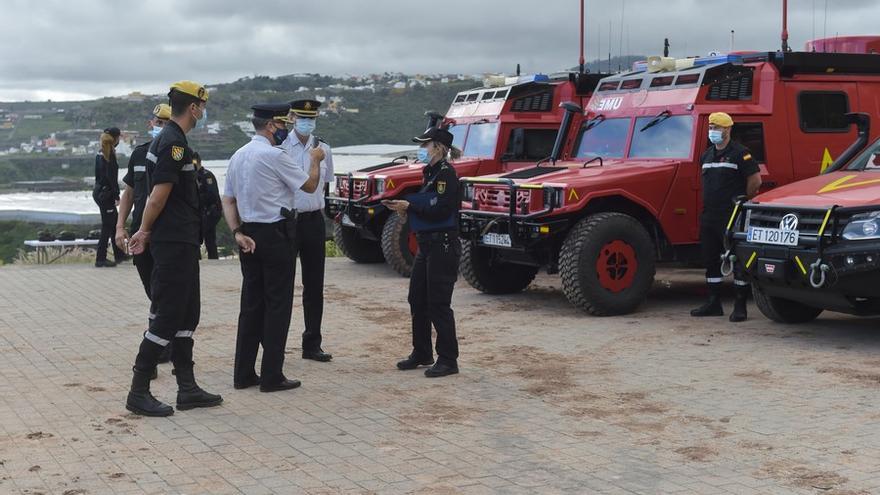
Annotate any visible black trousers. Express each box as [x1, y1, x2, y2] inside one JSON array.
[[235, 221, 295, 385], [95, 201, 125, 262], [134, 242, 200, 370], [408, 231, 460, 365], [293, 211, 326, 351], [700, 211, 748, 285], [133, 250, 154, 299], [203, 212, 221, 260]]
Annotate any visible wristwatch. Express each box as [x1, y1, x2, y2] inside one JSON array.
[[232, 227, 242, 236]]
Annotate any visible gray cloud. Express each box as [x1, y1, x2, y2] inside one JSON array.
[[1, 0, 877, 100]]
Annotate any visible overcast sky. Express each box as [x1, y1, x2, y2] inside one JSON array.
[[1, 0, 877, 102]]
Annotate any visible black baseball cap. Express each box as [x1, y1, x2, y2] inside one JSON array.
[[412, 127, 454, 148], [103, 127, 121, 138]]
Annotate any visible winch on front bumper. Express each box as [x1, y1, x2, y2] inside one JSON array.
[[459, 177, 568, 250], [324, 173, 386, 230], [728, 202, 880, 313]]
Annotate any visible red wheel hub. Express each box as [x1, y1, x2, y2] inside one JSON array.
[[595, 240, 638, 293]]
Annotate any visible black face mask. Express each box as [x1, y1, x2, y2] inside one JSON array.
[[272, 124, 289, 145]]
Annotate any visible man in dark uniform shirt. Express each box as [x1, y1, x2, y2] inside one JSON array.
[[116, 103, 171, 296], [194, 152, 222, 259], [384, 126, 462, 377], [126, 81, 222, 416], [691, 112, 762, 322]]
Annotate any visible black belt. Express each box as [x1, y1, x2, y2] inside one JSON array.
[[416, 230, 458, 242], [297, 210, 322, 217]]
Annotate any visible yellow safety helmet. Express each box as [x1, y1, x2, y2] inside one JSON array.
[[169, 80, 209, 102]]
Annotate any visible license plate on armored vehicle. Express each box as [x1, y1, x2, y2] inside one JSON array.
[[747, 227, 799, 247], [482, 232, 512, 248]]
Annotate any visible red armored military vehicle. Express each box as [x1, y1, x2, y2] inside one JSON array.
[[728, 111, 880, 322], [458, 37, 880, 315], [325, 72, 604, 276]]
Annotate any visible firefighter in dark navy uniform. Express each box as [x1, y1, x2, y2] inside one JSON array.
[[691, 112, 762, 322], [125, 81, 222, 416], [116, 103, 173, 373], [384, 127, 462, 377], [281, 99, 334, 362], [222, 102, 323, 392], [194, 152, 222, 259]]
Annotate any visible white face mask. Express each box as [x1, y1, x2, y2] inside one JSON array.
[[149, 125, 164, 139], [295, 118, 316, 135]]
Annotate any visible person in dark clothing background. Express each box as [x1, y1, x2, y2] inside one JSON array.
[[194, 152, 222, 259], [384, 127, 463, 378], [93, 127, 127, 267]]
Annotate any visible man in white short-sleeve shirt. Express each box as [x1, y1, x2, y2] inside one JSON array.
[[281, 98, 335, 363], [222, 102, 323, 393]]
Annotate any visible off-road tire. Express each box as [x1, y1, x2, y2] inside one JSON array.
[[333, 222, 384, 263], [752, 286, 823, 323], [381, 214, 416, 277], [559, 212, 656, 315], [460, 240, 538, 294]]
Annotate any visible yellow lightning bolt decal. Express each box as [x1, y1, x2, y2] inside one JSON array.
[[817, 174, 880, 194], [820, 148, 834, 173], [386, 178, 395, 189], [568, 188, 580, 202]]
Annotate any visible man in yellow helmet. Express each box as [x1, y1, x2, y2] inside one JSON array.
[[126, 81, 222, 416], [691, 112, 762, 322]]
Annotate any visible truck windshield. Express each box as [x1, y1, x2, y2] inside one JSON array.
[[447, 124, 467, 150], [630, 115, 694, 158], [846, 138, 880, 171], [463, 122, 499, 158], [574, 117, 630, 159]]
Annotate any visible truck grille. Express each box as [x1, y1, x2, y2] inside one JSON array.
[[336, 178, 370, 200], [746, 207, 849, 237], [472, 186, 537, 213]]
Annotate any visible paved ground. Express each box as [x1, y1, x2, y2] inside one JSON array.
[[0, 258, 879, 495]]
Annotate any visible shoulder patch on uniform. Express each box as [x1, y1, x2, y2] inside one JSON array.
[[743, 153, 752, 161], [171, 146, 184, 161], [437, 181, 446, 194], [207, 178, 213, 184]]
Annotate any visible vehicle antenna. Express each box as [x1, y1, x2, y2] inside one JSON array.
[[618, 0, 625, 72], [579, 0, 586, 74], [782, 0, 791, 52], [664, 38, 670, 58]]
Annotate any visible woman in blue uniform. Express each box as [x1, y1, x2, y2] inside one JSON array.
[[384, 127, 462, 378]]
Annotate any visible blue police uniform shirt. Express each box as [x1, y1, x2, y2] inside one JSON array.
[[224, 135, 309, 223]]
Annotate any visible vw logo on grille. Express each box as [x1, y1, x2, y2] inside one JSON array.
[[780, 213, 799, 231]]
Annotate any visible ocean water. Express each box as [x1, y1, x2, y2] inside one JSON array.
[[0, 145, 415, 223]]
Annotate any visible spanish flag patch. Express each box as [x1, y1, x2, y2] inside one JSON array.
[[743, 153, 753, 161]]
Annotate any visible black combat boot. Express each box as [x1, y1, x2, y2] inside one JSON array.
[[126, 338, 172, 416], [126, 367, 173, 417], [729, 284, 749, 323], [174, 363, 223, 411], [691, 283, 724, 317]]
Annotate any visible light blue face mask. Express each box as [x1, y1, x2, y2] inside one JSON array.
[[295, 118, 316, 135], [417, 147, 430, 164], [149, 125, 163, 139], [708, 129, 724, 144], [195, 107, 207, 129]]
